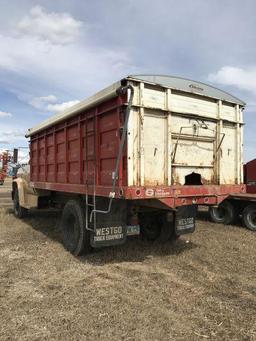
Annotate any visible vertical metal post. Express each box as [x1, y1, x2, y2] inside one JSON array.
[[44, 133, 47, 182], [216, 100, 223, 184], [139, 82, 145, 186], [93, 109, 97, 231], [167, 88, 172, 186], [65, 125, 68, 183], [53, 128, 57, 183], [236, 104, 242, 184]]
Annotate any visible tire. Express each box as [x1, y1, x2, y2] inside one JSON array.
[[13, 188, 28, 219], [159, 213, 178, 242], [139, 212, 161, 241], [139, 211, 179, 242], [61, 200, 92, 256], [242, 204, 256, 231], [209, 200, 236, 225]]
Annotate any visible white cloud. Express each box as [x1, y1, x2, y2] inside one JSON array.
[[0, 6, 135, 103], [208, 66, 256, 95], [0, 125, 26, 145], [47, 100, 80, 113], [0, 130, 24, 138], [16, 6, 83, 45], [0, 111, 12, 117], [29, 95, 57, 110], [27, 94, 79, 113], [0, 32, 134, 98]]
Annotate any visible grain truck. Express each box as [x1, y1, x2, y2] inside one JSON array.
[[12, 74, 246, 255]]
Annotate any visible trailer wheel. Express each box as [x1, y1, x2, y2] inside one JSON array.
[[13, 188, 28, 219], [61, 200, 91, 256], [242, 204, 256, 231], [209, 200, 236, 225]]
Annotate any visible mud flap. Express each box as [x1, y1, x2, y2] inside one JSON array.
[[89, 200, 140, 248], [90, 225, 140, 248], [90, 225, 127, 248], [175, 205, 197, 235]]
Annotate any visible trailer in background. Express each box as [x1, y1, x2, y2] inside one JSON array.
[[12, 74, 246, 255], [209, 159, 256, 231]]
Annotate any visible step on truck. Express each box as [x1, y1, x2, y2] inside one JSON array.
[[12, 74, 246, 255]]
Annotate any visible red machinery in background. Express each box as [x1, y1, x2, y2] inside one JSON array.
[[0, 151, 10, 185], [0, 149, 18, 185]]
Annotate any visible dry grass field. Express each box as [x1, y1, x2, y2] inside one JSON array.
[[0, 179, 256, 340]]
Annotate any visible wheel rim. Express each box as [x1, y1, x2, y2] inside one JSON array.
[[213, 206, 226, 220], [248, 211, 256, 229], [143, 222, 159, 239], [140, 214, 160, 240]]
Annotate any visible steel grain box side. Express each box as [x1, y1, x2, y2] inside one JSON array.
[[29, 94, 128, 190]]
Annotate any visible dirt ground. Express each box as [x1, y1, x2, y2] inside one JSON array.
[[0, 181, 256, 340]]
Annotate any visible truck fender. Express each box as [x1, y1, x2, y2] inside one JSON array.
[[12, 178, 27, 207], [12, 178, 38, 209]]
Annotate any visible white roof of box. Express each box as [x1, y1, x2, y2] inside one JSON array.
[[128, 74, 245, 106], [26, 74, 245, 137]]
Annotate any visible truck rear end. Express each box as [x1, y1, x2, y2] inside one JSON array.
[[13, 74, 246, 255]]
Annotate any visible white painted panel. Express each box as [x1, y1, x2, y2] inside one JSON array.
[[220, 123, 237, 184], [143, 85, 166, 109], [128, 80, 243, 186], [143, 112, 167, 185], [127, 108, 140, 186], [171, 92, 218, 119], [172, 140, 214, 166], [171, 115, 216, 138], [172, 140, 214, 184], [131, 82, 141, 107], [221, 103, 236, 121], [172, 167, 214, 185]]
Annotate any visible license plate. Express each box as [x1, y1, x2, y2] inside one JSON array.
[[127, 225, 140, 236]]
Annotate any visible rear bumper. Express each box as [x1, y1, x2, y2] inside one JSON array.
[[123, 184, 246, 208], [30, 181, 246, 209]]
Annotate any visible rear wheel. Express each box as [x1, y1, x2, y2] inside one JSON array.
[[13, 188, 28, 218], [242, 204, 256, 231], [139, 211, 178, 242], [139, 212, 161, 241], [159, 213, 178, 242], [209, 200, 236, 225], [61, 199, 92, 256]]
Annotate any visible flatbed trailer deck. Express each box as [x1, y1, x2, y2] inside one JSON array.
[[209, 163, 256, 231], [230, 192, 256, 201]]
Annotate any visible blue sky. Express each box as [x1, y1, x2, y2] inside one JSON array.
[[0, 0, 255, 161]]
